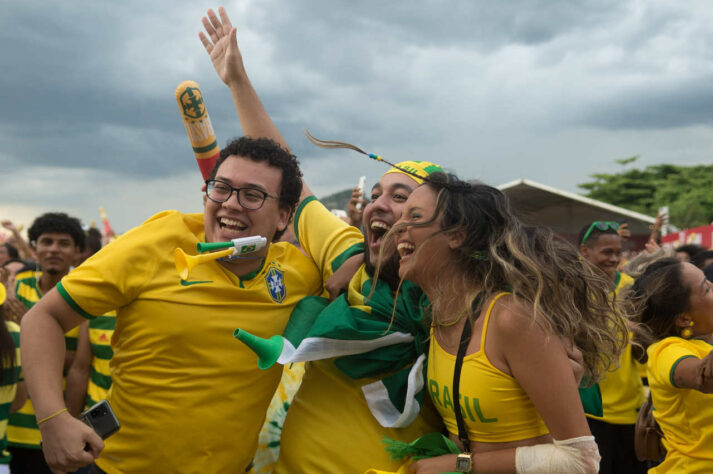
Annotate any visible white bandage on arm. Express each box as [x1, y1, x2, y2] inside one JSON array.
[[514, 435, 600, 474]]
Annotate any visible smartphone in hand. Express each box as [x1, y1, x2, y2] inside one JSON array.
[[80, 400, 120, 440], [356, 176, 366, 210]]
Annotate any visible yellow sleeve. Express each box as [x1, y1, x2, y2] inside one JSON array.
[[293, 196, 364, 283], [649, 339, 699, 389], [57, 211, 175, 318]]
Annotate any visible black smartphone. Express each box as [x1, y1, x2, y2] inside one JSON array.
[[79, 400, 120, 440]]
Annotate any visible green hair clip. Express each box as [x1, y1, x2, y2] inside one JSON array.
[[472, 250, 487, 261]]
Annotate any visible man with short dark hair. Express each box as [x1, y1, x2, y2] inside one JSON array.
[[578, 221, 646, 474], [7, 212, 85, 474], [21, 136, 323, 473]]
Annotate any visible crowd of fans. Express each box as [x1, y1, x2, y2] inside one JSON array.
[[1, 6, 712, 474]]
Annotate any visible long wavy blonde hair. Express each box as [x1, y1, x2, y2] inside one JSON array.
[[379, 173, 628, 383]]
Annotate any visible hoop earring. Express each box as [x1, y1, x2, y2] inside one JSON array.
[[681, 321, 694, 339]]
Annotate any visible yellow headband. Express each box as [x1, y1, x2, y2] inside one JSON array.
[[0, 283, 5, 306], [382, 160, 444, 185]]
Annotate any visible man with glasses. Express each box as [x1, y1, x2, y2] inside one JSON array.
[[578, 221, 647, 474], [20, 135, 324, 473]]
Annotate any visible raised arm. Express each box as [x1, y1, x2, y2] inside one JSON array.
[[199, 7, 314, 201], [199, 7, 284, 146], [2, 221, 33, 260]]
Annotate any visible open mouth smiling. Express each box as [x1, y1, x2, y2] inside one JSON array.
[[369, 220, 391, 249], [219, 217, 248, 236], [397, 242, 415, 258]]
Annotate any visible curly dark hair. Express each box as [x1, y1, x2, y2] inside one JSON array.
[[210, 137, 302, 241], [28, 212, 85, 251]]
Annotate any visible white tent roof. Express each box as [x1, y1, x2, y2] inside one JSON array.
[[497, 179, 655, 237]]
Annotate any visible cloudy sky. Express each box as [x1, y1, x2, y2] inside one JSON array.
[[1, 0, 712, 233]]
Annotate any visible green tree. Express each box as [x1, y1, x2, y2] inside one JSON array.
[[578, 158, 713, 229]]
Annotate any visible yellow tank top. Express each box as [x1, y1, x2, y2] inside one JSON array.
[[427, 292, 549, 442]]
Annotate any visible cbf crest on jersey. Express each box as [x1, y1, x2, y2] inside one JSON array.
[[265, 267, 286, 303]]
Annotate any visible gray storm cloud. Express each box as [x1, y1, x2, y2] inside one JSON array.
[[1, 0, 712, 230]]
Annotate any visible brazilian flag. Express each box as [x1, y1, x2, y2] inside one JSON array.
[[235, 274, 429, 429]]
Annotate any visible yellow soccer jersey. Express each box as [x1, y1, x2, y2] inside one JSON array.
[[293, 196, 365, 283], [8, 271, 78, 449], [276, 198, 444, 473], [57, 210, 322, 474], [648, 338, 713, 473], [587, 272, 645, 425], [86, 313, 116, 408], [14, 271, 79, 351], [0, 321, 20, 462]]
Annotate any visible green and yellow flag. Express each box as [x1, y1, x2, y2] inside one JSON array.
[[235, 274, 429, 429]]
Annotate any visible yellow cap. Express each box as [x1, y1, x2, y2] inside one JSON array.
[[382, 160, 444, 184]]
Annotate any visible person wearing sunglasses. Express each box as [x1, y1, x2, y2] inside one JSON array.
[[578, 221, 647, 474]]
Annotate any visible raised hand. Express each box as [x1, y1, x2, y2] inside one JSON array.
[[347, 187, 366, 228], [617, 222, 631, 241], [1, 220, 18, 233], [644, 239, 660, 254], [199, 7, 246, 87]]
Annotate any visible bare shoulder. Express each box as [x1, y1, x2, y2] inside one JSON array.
[[488, 295, 546, 343]]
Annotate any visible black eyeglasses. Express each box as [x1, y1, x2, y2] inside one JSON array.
[[205, 180, 278, 210]]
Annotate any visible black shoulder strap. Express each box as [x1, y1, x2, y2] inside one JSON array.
[[452, 294, 484, 450]]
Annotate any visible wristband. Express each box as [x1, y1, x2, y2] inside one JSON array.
[[37, 408, 68, 425]]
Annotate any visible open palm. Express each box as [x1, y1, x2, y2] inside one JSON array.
[[199, 7, 246, 86]]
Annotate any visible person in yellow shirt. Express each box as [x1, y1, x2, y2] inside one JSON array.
[[390, 174, 626, 473], [578, 221, 647, 474], [22, 138, 323, 473], [200, 8, 445, 472], [20, 99, 323, 474], [631, 257, 713, 473], [64, 313, 116, 417], [0, 282, 24, 472], [7, 212, 85, 474]]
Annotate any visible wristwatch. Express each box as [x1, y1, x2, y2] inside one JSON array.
[[455, 452, 472, 472]]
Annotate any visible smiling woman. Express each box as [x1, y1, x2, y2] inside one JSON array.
[[630, 259, 713, 473], [379, 172, 628, 473]]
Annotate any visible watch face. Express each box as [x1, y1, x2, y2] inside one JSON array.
[[455, 454, 471, 472]]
